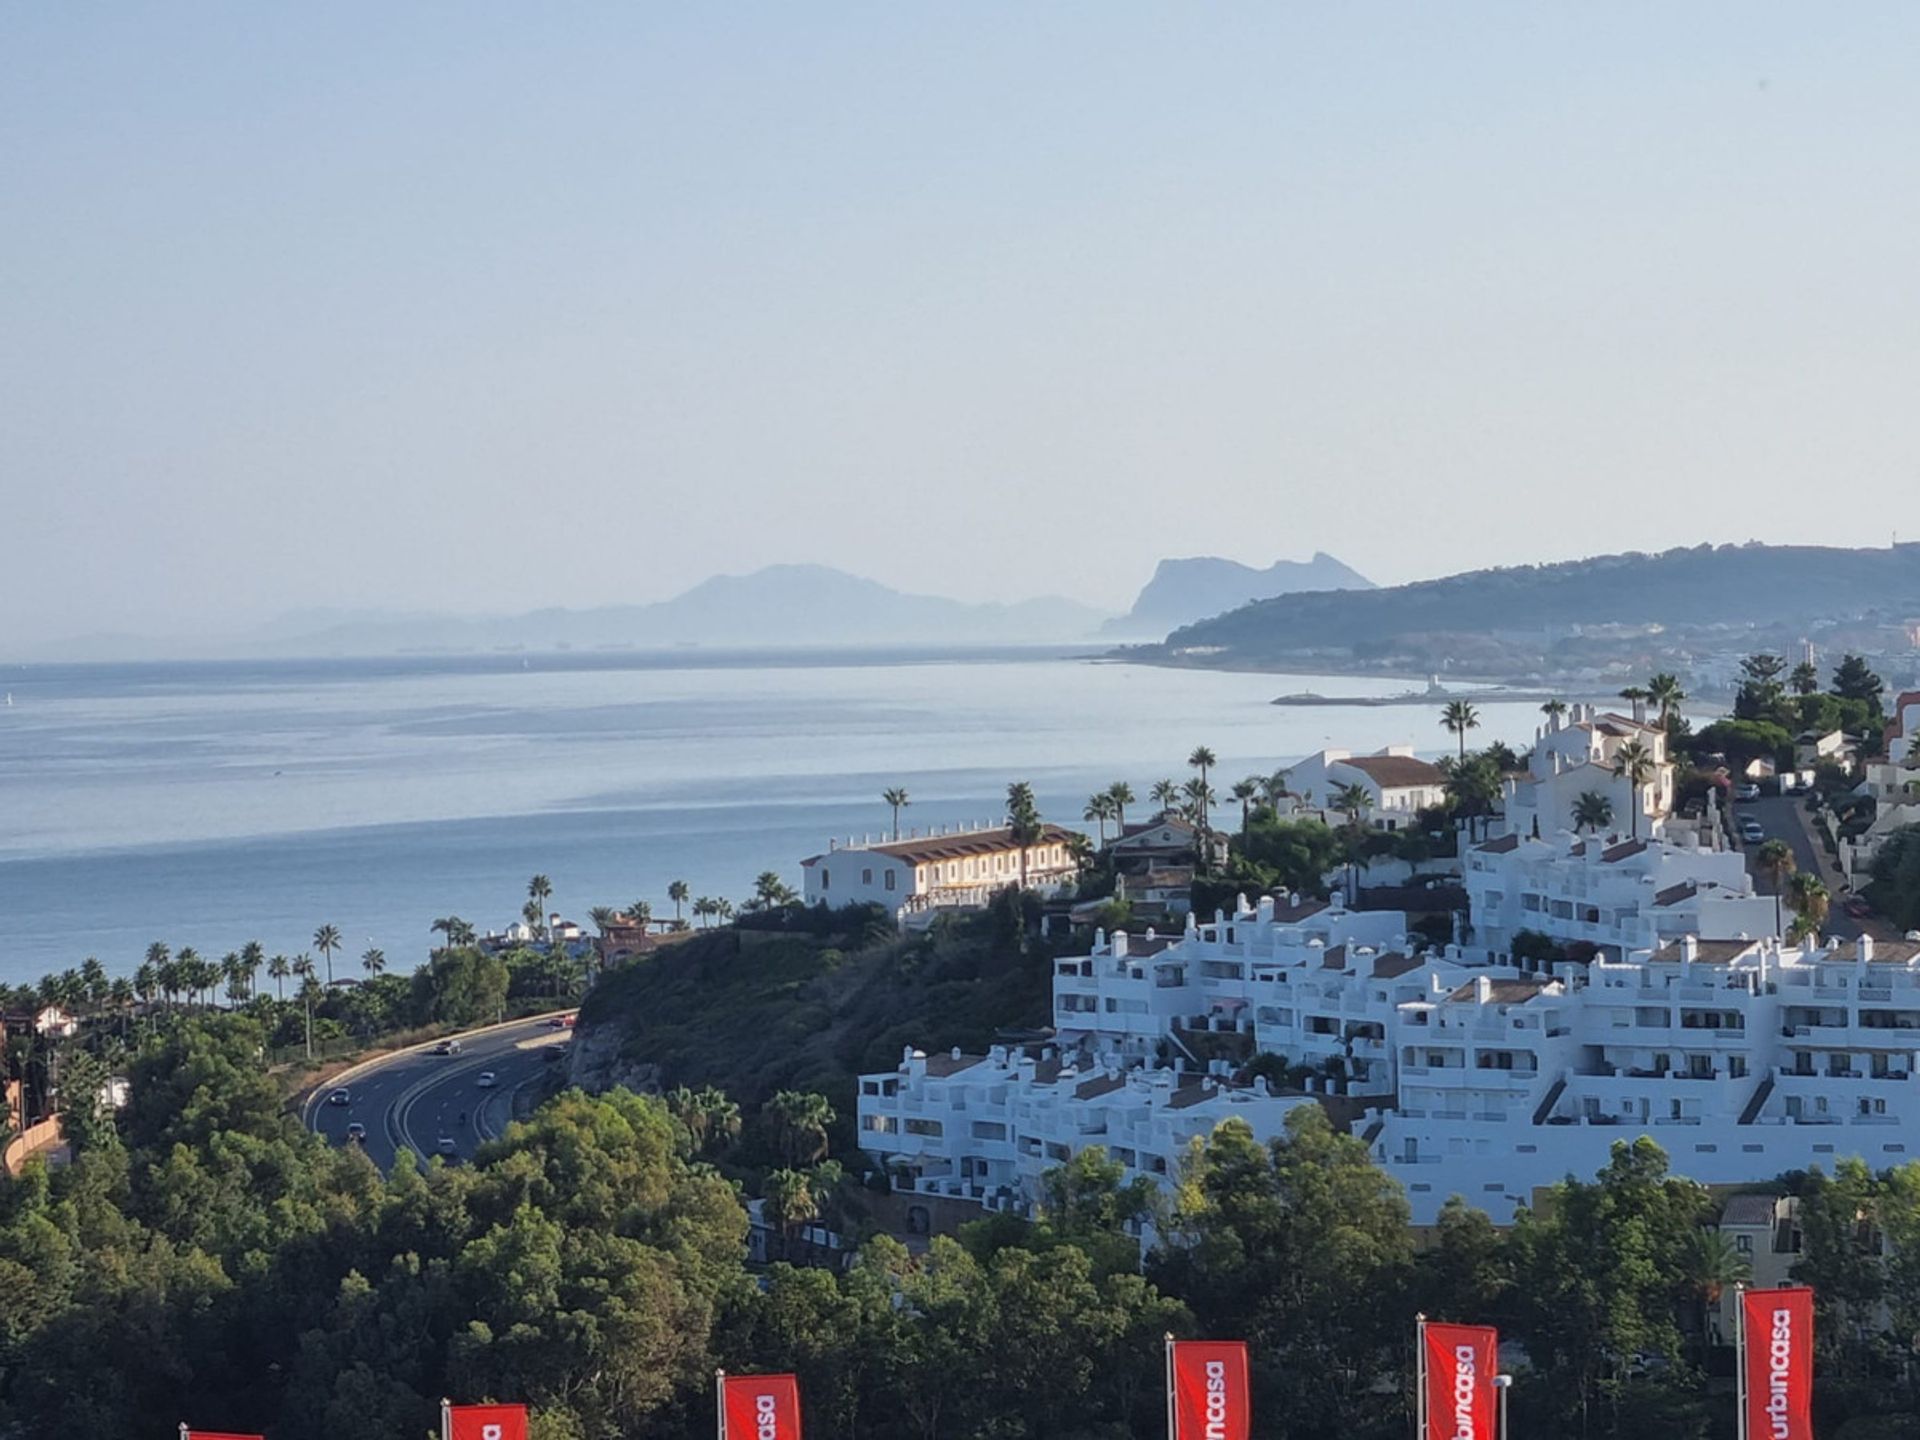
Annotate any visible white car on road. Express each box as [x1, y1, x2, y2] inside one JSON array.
[[476, 1071, 496, 1089]]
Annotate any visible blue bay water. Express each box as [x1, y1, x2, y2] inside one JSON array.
[[0, 649, 1546, 987]]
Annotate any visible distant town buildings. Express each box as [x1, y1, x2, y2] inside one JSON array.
[[1282, 746, 1448, 830]]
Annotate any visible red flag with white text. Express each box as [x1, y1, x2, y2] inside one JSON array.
[[1422, 1321, 1498, 1440], [445, 1402, 529, 1440], [721, 1372, 803, 1440], [1169, 1340, 1251, 1440], [1743, 1286, 1815, 1440]]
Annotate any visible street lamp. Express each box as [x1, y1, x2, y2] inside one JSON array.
[[1491, 1374, 1512, 1440]]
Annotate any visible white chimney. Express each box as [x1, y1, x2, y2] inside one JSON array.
[[1681, 935, 1698, 966], [1474, 975, 1492, 1003]]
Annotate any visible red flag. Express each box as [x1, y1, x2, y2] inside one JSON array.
[[183, 1433, 265, 1440], [445, 1403, 529, 1440], [1743, 1286, 1815, 1440], [721, 1373, 803, 1440], [1422, 1321, 1498, 1440], [1169, 1340, 1251, 1440]]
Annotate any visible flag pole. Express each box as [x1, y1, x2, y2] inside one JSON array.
[[1734, 1285, 1747, 1440], [716, 1368, 727, 1440], [1413, 1313, 1427, 1440], [1164, 1333, 1176, 1440], [180, 1426, 189, 1440], [441, 1397, 452, 1440]]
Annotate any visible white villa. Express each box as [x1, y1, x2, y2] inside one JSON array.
[[1465, 831, 1777, 962], [1500, 703, 1674, 842], [859, 877, 1920, 1225], [802, 823, 1081, 918], [1283, 746, 1449, 830], [1843, 689, 1920, 883]]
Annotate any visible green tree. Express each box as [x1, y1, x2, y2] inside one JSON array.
[[1647, 672, 1686, 728], [1832, 653, 1886, 710], [1735, 652, 1790, 723], [360, 947, 385, 980], [1790, 659, 1820, 697], [1083, 791, 1117, 845], [1786, 871, 1830, 941], [267, 952, 290, 1000], [1006, 781, 1043, 890], [1231, 777, 1261, 834], [1150, 1108, 1412, 1438], [1106, 780, 1134, 832], [667, 880, 690, 923]]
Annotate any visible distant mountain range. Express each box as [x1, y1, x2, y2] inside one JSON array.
[[31, 565, 1114, 660], [1101, 553, 1373, 638], [1130, 542, 1920, 672]]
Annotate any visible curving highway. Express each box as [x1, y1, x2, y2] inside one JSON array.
[[303, 1013, 573, 1168]]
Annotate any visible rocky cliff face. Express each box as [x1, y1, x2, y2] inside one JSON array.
[[567, 1017, 661, 1095], [1104, 553, 1373, 638]]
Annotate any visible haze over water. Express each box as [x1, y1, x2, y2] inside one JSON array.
[[0, 651, 1547, 985]]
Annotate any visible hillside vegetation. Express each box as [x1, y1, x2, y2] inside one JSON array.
[[572, 901, 1059, 1124]]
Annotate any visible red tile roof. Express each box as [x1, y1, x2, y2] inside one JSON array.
[[1338, 753, 1445, 788]]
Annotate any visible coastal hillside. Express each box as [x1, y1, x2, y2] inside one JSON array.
[[569, 903, 1055, 1123], [1102, 552, 1373, 638], [1132, 542, 1920, 672]]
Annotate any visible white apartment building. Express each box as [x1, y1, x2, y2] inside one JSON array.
[[1282, 747, 1449, 831], [801, 823, 1081, 917], [859, 883, 1920, 1225], [1464, 831, 1777, 962], [1501, 704, 1674, 842]]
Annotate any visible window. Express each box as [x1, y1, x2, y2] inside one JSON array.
[[862, 868, 873, 885], [1735, 1234, 1753, 1254], [885, 871, 896, 892], [820, 868, 830, 891]]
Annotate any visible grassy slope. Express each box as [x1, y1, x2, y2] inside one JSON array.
[[576, 911, 1053, 1121]]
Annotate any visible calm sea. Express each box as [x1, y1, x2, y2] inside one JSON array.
[[0, 649, 1546, 986]]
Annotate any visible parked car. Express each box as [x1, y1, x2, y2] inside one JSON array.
[[1734, 783, 1761, 801], [345, 1121, 367, 1143], [476, 1071, 496, 1089], [327, 1087, 351, 1106], [1739, 820, 1765, 843], [546, 1013, 576, 1029], [437, 1136, 458, 1156], [432, 1039, 462, 1056]]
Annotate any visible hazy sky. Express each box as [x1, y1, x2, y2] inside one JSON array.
[[6, 5, 1920, 643]]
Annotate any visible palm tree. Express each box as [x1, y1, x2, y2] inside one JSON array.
[[220, 952, 245, 1009], [762, 1167, 823, 1259], [1540, 698, 1567, 723], [1786, 872, 1830, 942], [1571, 790, 1615, 835], [668, 880, 690, 924], [1790, 660, 1820, 697], [627, 900, 653, 930], [882, 787, 911, 840], [1618, 684, 1651, 709], [765, 1089, 836, 1167], [1149, 778, 1180, 812], [752, 871, 796, 910], [1007, 781, 1043, 890], [1611, 740, 1657, 839], [1647, 672, 1686, 728], [715, 898, 734, 924], [1261, 769, 1292, 808], [1441, 701, 1480, 760], [527, 875, 553, 940], [240, 939, 264, 999], [267, 954, 290, 1001], [175, 947, 202, 1008], [1106, 781, 1134, 832], [312, 924, 341, 986], [693, 896, 718, 928], [1181, 776, 1217, 839], [1756, 839, 1796, 938], [1187, 746, 1217, 834], [1330, 781, 1373, 833], [133, 963, 158, 1009], [1232, 777, 1261, 835], [361, 946, 386, 979], [1681, 1227, 1750, 1361], [431, 916, 474, 950], [1083, 793, 1116, 845], [296, 973, 322, 1061]]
